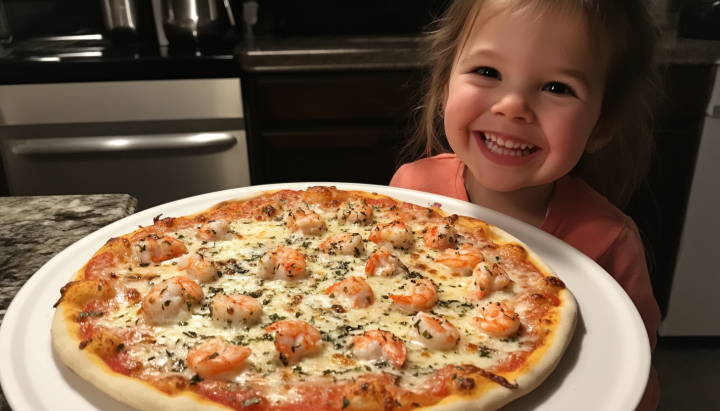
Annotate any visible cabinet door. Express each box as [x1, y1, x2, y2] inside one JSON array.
[[260, 128, 398, 185], [245, 70, 421, 185], [624, 64, 714, 319]]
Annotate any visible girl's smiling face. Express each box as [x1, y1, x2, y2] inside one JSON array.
[[444, 6, 608, 193]]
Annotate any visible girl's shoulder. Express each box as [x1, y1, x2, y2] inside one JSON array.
[[390, 154, 468, 201], [544, 175, 641, 261]]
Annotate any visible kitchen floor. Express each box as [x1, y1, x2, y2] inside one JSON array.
[[654, 336, 720, 410]]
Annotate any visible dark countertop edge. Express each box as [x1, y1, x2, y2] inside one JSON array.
[[0, 57, 242, 85], [244, 62, 426, 72]]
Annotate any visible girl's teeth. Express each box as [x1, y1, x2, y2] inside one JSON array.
[[482, 133, 535, 157]]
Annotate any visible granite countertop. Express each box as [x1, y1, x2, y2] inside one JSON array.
[[0, 194, 137, 411]]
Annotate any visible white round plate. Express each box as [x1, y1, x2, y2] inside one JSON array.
[[0, 183, 650, 411]]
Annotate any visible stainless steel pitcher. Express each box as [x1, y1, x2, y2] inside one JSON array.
[[101, 0, 140, 43], [0, 0, 11, 44], [161, 0, 235, 44]]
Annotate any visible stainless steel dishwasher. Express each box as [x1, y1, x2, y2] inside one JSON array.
[[0, 79, 250, 210]]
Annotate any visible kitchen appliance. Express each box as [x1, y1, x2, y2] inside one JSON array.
[[2, 0, 158, 48], [659, 63, 720, 336], [678, 0, 720, 40], [0, 79, 251, 210], [159, 0, 235, 45], [2, 0, 104, 41], [100, 0, 139, 43], [0, 0, 10, 44]]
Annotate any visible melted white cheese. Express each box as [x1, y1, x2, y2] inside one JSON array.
[[95, 203, 546, 398]]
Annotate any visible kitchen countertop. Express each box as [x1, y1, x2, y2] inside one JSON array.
[[2, 33, 720, 85], [0, 41, 241, 85], [0, 194, 137, 411]]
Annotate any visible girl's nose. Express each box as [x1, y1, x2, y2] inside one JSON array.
[[490, 93, 536, 123]]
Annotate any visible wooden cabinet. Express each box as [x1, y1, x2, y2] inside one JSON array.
[[242, 70, 421, 186], [625, 64, 715, 318]]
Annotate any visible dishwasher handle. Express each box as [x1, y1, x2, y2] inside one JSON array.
[[11, 133, 237, 155]]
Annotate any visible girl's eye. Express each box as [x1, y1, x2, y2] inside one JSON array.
[[475, 67, 501, 80], [542, 82, 576, 96]]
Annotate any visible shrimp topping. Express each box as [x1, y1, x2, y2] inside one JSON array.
[[258, 246, 307, 280], [319, 233, 365, 256], [351, 330, 407, 369], [198, 219, 234, 241], [287, 208, 327, 236], [210, 294, 263, 327], [423, 224, 457, 250], [436, 244, 485, 276], [389, 278, 438, 313], [177, 252, 218, 283], [365, 247, 409, 277], [325, 276, 375, 309], [368, 220, 414, 250], [187, 337, 251, 379], [408, 312, 460, 350], [472, 301, 521, 338], [337, 201, 374, 225], [142, 276, 203, 324], [132, 234, 187, 264], [265, 320, 322, 363], [469, 263, 514, 300]]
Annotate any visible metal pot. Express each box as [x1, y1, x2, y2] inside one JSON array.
[[0, 0, 11, 44], [101, 0, 139, 43], [161, 0, 235, 44]]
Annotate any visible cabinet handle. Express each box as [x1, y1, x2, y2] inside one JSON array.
[[12, 133, 237, 155]]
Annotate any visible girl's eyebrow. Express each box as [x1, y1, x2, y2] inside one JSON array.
[[462, 48, 501, 61]]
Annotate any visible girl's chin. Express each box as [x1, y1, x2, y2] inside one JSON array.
[[474, 132, 538, 166]]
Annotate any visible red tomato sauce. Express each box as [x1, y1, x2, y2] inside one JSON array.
[[104, 352, 133, 376], [193, 380, 265, 411]]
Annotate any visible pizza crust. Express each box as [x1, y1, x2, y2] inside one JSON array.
[[421, 226, 578, 411], [51, 187, 577, 411], [51, 305, 231, 411]]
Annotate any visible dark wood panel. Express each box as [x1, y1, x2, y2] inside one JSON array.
[[626, 126, 704, 318], [657, 65, 715, 126], [258, 145, 397, 185], [255, 71, 420, 127], [244, 70, 420, 185], [263, 128, 389, 149]]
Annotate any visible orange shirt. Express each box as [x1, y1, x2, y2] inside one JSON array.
[[391, 153, 660, 410]]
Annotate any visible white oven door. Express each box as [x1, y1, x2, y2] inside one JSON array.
[[0, 79, 251, 210]]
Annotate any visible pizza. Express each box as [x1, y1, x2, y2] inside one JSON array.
[[51, 185, 576, 411]]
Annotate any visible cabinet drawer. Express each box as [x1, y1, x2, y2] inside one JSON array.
[[254, 71, 418, 127], [258, 128, 400, 185], [263, 128, 391, 149]]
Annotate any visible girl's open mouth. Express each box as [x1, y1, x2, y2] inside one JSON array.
[[481, 132, 538, 157]]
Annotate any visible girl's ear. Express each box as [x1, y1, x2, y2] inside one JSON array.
[[585, 133, 611, 153]]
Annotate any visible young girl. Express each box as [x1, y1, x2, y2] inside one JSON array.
[[391, 0, 661, 409]]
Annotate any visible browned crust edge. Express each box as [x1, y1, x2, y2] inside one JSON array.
[[51, 187, 577, 411]]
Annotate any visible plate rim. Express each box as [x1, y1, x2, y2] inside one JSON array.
[[0, 182, 651, 411]]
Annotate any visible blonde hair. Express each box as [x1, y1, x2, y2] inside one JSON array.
[[402, 0, 661, 208]]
